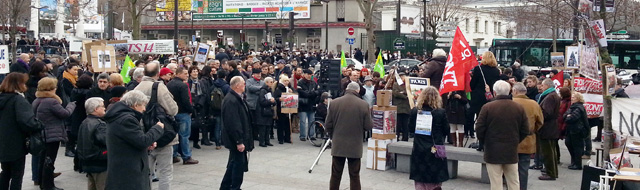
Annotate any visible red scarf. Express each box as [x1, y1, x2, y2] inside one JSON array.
[[186, 83, 192, 104]]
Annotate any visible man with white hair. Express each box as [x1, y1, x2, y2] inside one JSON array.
[[10, 53, 31, 73], [216, 48, 230, 61], [220, 76, 254, 190], [325, 82, 373, 190], [77, 97, 108, 190], [512, 82, 543, 190], [476, 80, 530, 190], [537, 78, 561, 181], [512, 59, 525, 82], [422, 48, 447, 88], [127, 68, 145, 91]]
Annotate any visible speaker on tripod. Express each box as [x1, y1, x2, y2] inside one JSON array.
[[318, 59, 342, 98]]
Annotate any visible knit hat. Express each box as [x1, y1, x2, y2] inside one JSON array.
[[110, 86, 127, 98], [160, 67, 173, 76]]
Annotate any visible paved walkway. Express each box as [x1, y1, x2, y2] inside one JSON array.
[[19, 134, 614, 190]]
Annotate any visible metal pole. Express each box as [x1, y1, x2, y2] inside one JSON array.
[[423, 0, 427, 55], [396, 0, 401, 34], [241, 16, 244, 53], [325, 1, 329, 52], [173, 0, 179, 54]]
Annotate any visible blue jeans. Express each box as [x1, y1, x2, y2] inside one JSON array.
[[518, 154, 531, 190], [214, 116, 223, 146], [298, 111, 315, 139], [173, 113, 192, 160]]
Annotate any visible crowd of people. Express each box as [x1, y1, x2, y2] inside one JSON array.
[[0, 43, 624, 190]]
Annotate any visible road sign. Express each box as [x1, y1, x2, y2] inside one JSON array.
[[217, 30, 224, 38], [436, 38, 454, 43], [438, 26, 457, 31], [393, 38, 405, 50], [346, 38, 355, 45], [436, 43, 451, 47], [437, 31, 455, 37], [348, 27, 355, 36]]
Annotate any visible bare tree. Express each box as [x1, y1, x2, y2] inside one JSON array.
[[356, 0, 378, 65], [421, 0, 467, 40], [113, 0, 158, 39], [2, 0, 30, 62]]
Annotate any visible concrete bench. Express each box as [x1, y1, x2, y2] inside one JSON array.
[[388, 141, 489, 183]]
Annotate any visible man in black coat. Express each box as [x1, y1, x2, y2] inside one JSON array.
[[10, 54, 30, 74], [167, 67, 199, 164], [354, 48, 364, 63], [76, 97, 108, 189], [297, 69, 320, 141], [220, 76, 254, 190]]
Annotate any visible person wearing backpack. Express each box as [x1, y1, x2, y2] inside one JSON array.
[[211, 69, 231, 149]]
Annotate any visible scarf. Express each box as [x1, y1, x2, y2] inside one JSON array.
[[36, 90, 62, 104], [537, 87, 555, 103], [63, 70, 78, 87]]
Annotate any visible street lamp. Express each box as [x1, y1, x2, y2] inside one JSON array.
[[235, 13, 251, 53], [191, 10, 197, 51], [321, 0, 329, 53], [30, 5, 49, 39], [423, 0, 430, 56]]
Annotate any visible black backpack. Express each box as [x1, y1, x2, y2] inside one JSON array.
[[210, 85, 224, 113], [142, 82, 178, 147]]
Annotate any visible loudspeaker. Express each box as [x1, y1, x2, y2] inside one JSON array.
[[319, 59, 342, 98]]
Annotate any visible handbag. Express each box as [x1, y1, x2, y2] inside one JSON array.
[[477, 66, 494, 101], [430, 119, 446, 159]]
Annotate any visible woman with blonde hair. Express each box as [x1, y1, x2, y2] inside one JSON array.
[[562, 92, 589, 170], [410, 86, 449, 190], [468, 51, 500, 138], [274, 74, 293, 144]]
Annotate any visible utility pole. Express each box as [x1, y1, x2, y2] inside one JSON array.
[[423, 0, 428, 55], [396, 0, 401, 34], [322, 0, 329, 52], [173, 0, 179, 54], [288, 12, 298, 51]]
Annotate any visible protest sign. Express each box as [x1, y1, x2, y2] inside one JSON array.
[[281, 93, 298, 113], [565, 45, 580, 69], [127, 40, 174, 54], [415, 111, 433, 136], [406, 77, 430, 108], [580, 46, 599, 80], [0, 45, 8, 74], [612, 98, 640, 137], [194, 43, 210, 63], [90, 44, 117, 72], [573, 77, 603, 118]]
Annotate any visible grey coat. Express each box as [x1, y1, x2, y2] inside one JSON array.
[[245, 77, 264, 110], [325, 91, 373, 158], [32, 97, 76, 143]]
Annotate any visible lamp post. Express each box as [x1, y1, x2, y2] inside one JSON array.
[[235, 13, 251, 53], [423, 0, 430, 56], [321, 0, 329, 52], [30, 5, 49, 39], [191, 10, 196, 52]]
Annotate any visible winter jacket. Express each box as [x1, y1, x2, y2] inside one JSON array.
[[135, 77, 178, 116], [392, 82, 410, 114], [469, 65, 500, 114], [538, 90, 561, 140], [167, 77, 194, 114], [445, 91, 468, 124], [32, 92, 76, 143], [513, 95, 544, 154], [221, 90, 255, 152], [297, 78, 320, 112], [0, 93, 42, 162], [104, 101, 163, 190], [325, 91, 373, 158], [213, 78, 231, 95], [77, 115, 108, 173], [476, 95, 529, 164], [245, 77, 264, 110], [255, 85, 277, 124], [410, 106, 449, 184], [557, 97, 572, 139], [9, 59, 29, 73], [225, 69, 244, 83], [70, 88, 92, 136], [563, 102, 590, 137], [421, 56, 447, 88], [89, 87, 112, 108], [25, 75, 44, 103], [126, 80, 139, 91]]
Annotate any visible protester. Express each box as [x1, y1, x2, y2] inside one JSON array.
[[67, 74, 94, 168], [220, 76, 254, 190], [159, 68, 173, 84], [274, 75, 293, 144], [421, 49, 447, 88], [107, 86, 127, 110], [90, 73, 112, 108], [212, 70, 231, 149], [60, 62, 81, 106], [409, 86, 450, 190], [127, 68, 145, 91], [187, 66, 205, 148], [0, 73, 43, 190], [33, 77, 77, 190], [26, 61, 49, 103], [167, 67, 199, 164], [196, 66, 215, 146], [10, 53, 30, 73], [537, 78, 561, 180], [512, 60, 525, 82], [393, 70, 411, 141], [476, 80, 529, 190], [108, 73, 124, 87], [225, 61, 243, 83], [446, 90, 467, 147], [525, 76, 539, 100], [297, 69, 320, 141], [512, 82, 543, 190], [563, 92, 589, 170], [245, 68, 264, 140], [469, 51, 500, 137], [104, 90, 164, 190], [76, 97, 108, 190], [256, 77, 277, 147], [325, 82, 373, 190], [558, 87, 572, 157], [362, 76, 375, 107]]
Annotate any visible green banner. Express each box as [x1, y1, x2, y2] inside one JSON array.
[[208, 0, 223, 13], [193, 13, 277, 20]]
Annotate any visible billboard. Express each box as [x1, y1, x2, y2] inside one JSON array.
[[157, 0, 193, 11], [157, 0, 310, 21], [40, 0, 58, 20], [400, 5, 421, 34]]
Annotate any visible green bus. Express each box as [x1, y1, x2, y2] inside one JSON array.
[[491, 38, 640, 70]]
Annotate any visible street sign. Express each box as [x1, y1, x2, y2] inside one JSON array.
[[435, 43, 451, 47], [436, 38, 454, 43], [437, 31, 455, 37], [348, 27, 355, 36], [275, 33, 282, 44], [393, 38, 405, 50], [438, 26, 457, 31], [346, 38, 355, 45], [217, 30, 224, 38]]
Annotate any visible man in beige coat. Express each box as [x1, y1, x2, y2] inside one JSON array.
[[512, 83, 544, 190], [325, 82, 373, 190]]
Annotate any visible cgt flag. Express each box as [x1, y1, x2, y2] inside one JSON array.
[[440, 27, 478, 95]]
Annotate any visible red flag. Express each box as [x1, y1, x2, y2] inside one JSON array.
[[440, 27, 478, 95], [552, 70, 565, 88]]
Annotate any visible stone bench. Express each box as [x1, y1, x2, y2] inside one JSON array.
[[387, 141, 489, 183]]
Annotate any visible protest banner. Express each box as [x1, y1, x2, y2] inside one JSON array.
[[0, 45, 8, 74], [127, 40, 174, 54], [580, 46, 599, 80], [588, 19, 608, 47], [281, 93, 298, 113], [573, 77, 603, 118], [612, 98, 640, 137], [194, 43, 211, 63]]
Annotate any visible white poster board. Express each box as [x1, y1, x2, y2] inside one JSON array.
[[588, 19, 608, 47], [415, 111, 433, 136], [0, 45, 8, 74], [194, 43, 210, 63], [612, 98, 640, 137], [565, 45, 580, 69], [127, 40, 175, 54]]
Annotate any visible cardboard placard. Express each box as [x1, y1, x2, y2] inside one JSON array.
[[82, 40, 100, 63], [90, 44, 117, 72], [376, 90, 392, 107], [281, 93, 298, 113], [551, 52, 565, 69], [194, 43, 210, 63], [406, 77, 430, 108]]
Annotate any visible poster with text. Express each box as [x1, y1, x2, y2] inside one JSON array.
[[573, 77, 603, 118], [0, 45, 8, 74], [407, 77, 430, 108], [415, 111, 433, 136], [565, 45, 580, 69], [127, 40, 175, 54], [580, 46, 599, 80], [605, 64, 616, 96], [194, 43, 211, 63], [280, 93, 298, 113]]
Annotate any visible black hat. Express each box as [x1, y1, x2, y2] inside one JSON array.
[[551, 69, 559, 75], [252, 68, 262, 74], [303, 69, 313, 74], [111, 86, 127, 98]]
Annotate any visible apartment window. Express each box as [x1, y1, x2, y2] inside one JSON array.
[[484, 21, 488, 34], [494, 22, 498, 34], [475, 20, 479, 33], [465, 19, 469, 32], [336, 0, 345, 22], [498, 22, 502, 35]]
